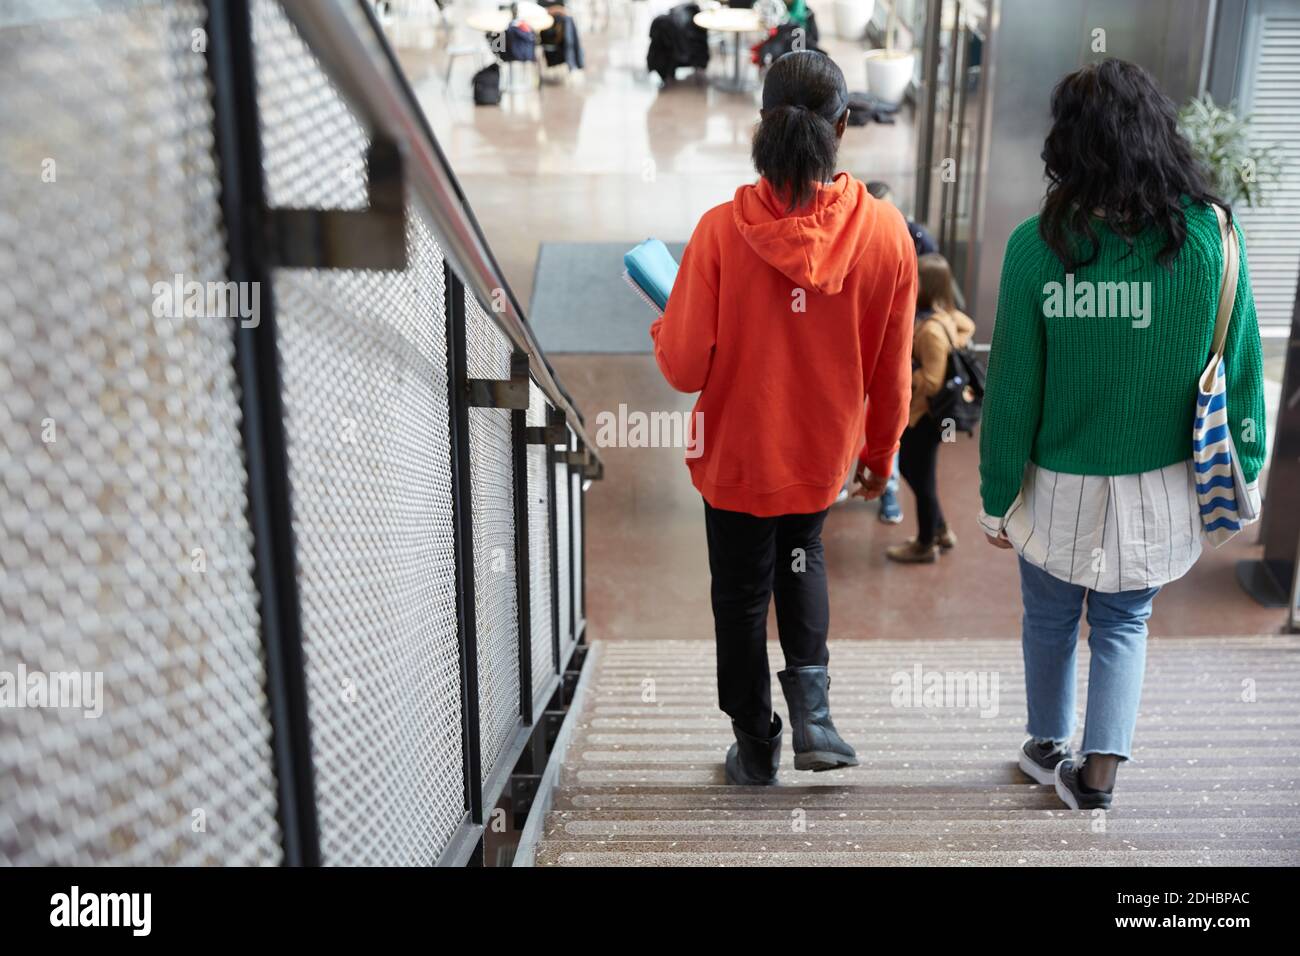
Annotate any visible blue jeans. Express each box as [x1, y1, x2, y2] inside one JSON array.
[[1018, 556, 1157, 760]]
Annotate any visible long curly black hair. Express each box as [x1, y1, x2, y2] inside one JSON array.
[[1039, 58, 1227, 271]]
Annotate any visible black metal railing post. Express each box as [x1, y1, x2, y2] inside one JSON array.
[[580, 460, 588, 635], [205, 0, 321, 867], [567, 433, 578, 650], [445, 265, 484, 830], [511, 397, 534, 725], [553, 433, 586, 662], [546, 433, 562, 680], [574, 439, 587, 644]]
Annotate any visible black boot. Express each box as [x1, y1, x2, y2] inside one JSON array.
[[778, 666, 859, 771], [724, 714, 782, 785]]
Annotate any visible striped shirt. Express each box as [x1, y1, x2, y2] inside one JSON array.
[[978, 461, 1261, 593]]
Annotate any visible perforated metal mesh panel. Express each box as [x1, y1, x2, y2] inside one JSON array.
[[0, 2, 281, 865], [253, 0, 369, 211], [254, 1, 465, 866], [526, 383, 556, 708], [554, 439, 572, 664], [464, 292, 520, 783]]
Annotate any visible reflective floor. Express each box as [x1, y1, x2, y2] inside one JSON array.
[[553, 353, 1289, 641], [398, 8, 917, 306]]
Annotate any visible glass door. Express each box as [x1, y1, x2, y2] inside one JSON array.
[[914, 0, 991, 306]]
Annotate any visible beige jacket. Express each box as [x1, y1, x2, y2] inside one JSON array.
[[909, 307, 975, 427]]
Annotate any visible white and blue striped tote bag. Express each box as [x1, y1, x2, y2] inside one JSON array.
[[1193, 205, 1256, 547]]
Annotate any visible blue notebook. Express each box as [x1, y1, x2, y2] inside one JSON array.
[[623, 238, 679, 315]]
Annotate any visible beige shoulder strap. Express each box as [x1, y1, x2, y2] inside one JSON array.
[[923, 311, 956, 349], [1210, 203, 1240, 361]]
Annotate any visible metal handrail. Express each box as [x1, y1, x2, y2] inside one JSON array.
[[278, 0, 601, 467]]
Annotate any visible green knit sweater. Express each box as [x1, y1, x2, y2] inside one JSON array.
[[979, 200, 1267, 518]]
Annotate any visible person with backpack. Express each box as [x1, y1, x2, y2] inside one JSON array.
[[848, 181, 942, 525], [651, 51, 916, 785], [978, 59, 1266, 810], [883, 253, 975, 563]]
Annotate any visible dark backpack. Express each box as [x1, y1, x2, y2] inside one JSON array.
[[924, 318, 985, 436], [502, 23, 536, 62], [472, 63, 501, 106]]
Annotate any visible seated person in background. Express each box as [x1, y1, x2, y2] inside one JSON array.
[[540, 3, 584, 72], [753, 0, 823, 64]]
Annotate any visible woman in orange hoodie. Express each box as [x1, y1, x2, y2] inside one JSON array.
[[651, 51, 917, 785]]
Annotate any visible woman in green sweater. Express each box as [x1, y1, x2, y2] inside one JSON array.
[[978, 59, 1266, 811]]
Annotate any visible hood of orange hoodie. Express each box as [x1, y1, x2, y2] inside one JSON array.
[[732, 173, 882, 296]]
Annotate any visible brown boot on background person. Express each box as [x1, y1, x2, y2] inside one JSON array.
[[899, 525, 957, 552], [886, 539, 939, 563]]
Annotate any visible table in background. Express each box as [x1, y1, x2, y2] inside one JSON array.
[[693, 8, 762, 93], [464, 8, 555, 90]]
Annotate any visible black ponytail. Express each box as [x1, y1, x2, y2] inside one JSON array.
[[751, 51, 849, 212]]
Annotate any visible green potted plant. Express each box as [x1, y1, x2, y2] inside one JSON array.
[[865, 0, 914, 105], [1177, 94, 1282, 208]]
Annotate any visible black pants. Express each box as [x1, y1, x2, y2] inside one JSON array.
[[704, 501, 830, 737], [898, 414, 945, 546]]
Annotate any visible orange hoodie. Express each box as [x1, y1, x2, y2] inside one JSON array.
[[650, 173, 917, 517]]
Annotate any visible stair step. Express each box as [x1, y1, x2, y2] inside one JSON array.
[[561, 767, 1300, 786], [535, 639, 1300, 867], [545, 812, 1300, 837], [551, 785, 1300, 810], [574, 727, 1298, 744], [567, 748, 1300, 764], [535, 846, 1299, 867]]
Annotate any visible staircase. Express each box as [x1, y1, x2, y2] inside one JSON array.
[[536, 637, 1300, 866]]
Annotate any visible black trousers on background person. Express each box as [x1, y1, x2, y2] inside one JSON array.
[[703, 500, 830, 738], [898, 413, 945, 546]]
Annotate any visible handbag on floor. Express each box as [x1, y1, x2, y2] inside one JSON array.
[[472, 63, 501, 106], [1193, 204, 1257, 546]]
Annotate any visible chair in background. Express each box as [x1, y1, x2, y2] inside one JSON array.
[[371, 0, 444, 47], [539, 3, 586, 82], [440, 0, 494, 86]]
